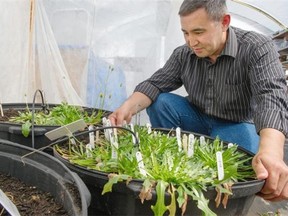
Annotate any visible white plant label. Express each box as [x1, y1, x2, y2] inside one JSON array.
[[113, 128, 118, 142], [216, 151, 224, 181], [228, 143, 234, 148], [200, 136, 205, 146], [167, 154, 173, 171], [45, 119, 87, 141], [0, 103, 3, 117], [130, 123, 136, 144], [0, 189, 21, 216], [176, 127, 182, 151], [102, 117, 111, 141], [70, 138, 76, 145], [146, 123, 152, 134], [111, 141, 118, 160], [182, 134, 188, 152], [187, 134, 195, 157], [136, 151, 147, 176], [105, 119, 113, 142], [88, 125, 95, 148], [86, 144, 93, 158], [96, 128, 100, 143]]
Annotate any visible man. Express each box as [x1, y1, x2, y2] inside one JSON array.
[[109, 0, 288, 201]]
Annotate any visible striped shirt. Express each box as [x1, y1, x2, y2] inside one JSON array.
[[134, 26, 288, 136]]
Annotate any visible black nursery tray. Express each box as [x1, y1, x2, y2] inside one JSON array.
[[53, 126, 264, 216], [0, 103, 110, 151]]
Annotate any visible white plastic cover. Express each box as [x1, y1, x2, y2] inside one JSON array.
[[0, 0, 287, 112]]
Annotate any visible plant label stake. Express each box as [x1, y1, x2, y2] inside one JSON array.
[[228, 143, 234, 148], [0, 189, 21, 216], [130, 123, 137, 145], [188, 134, 195, 157], [96, 127, 100, 143], [45, 119, 87, 141], [146, 123, 152, 134], [86, 144, 93, 158], [109, 131, 118, 160], [200, 136, 205, 146], [88, 125, 95, 148], [182, 134, 188, 152], [102, 117, 113, 141], [136, 151, 147, 177], [0, 103, 3, 117], [176, 127, 182, 151], [216, 151, 224, 181]]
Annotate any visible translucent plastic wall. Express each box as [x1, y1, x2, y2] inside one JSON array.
[[0, 0, 287, 113]]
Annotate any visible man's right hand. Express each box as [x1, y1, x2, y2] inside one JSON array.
[[108, 92, 152, 126]]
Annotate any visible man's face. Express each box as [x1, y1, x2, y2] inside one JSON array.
[[180, 8, 229, 61]]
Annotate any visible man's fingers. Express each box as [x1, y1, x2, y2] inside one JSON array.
[[253, 157, 268, 180]]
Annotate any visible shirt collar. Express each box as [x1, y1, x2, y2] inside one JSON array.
[[221, 26, 238, 58]]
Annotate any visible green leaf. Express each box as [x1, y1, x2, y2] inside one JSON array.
[[166, 185, 177, 216], [151, 180, 169, 216], [22, 121, 31, 137], [191, 187, 217, 216], [102, 174, 130, 195]]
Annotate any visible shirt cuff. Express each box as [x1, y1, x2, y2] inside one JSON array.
[[254, 109, 288, 137]]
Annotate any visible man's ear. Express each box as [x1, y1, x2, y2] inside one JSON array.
[[222, 14, 231, 31]]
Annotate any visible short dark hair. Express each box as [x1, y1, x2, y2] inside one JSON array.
[[178, 0, 227, 21]]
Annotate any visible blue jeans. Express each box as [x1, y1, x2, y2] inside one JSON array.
[[146, 93, 259, 154]]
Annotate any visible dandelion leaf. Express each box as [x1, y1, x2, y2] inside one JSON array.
[[151, 180, 169, 216]]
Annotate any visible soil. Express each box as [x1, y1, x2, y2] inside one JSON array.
[[0, 173, 68, 216], [0, 108, 19, 122]]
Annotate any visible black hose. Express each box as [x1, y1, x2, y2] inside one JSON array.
[[31, 89, 46, 148]]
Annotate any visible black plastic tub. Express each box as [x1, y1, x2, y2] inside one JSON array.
[[0, 139, 91, 216], [53, 127, 265, 216], [0, 103, 110, 152]]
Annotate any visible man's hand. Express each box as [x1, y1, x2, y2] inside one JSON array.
[[108, 107, 133, 126], [108, 92, 152, 126], [252, 128, 288, 201]]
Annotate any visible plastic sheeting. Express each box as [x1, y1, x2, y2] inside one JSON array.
[[0, 0, 287, 111]]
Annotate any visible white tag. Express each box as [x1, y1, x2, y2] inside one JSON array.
[[216, 151, 224, 181], [167, 154, 173, 171], [200, 136, 205, 146], [0, 189, 21, 216], [182, 134, 188, 152], [86, 144, 93, 158], [0, 103, 3, 117], [187, 134, 195, 157], [104, 119, 113, 141], [113, 128, 118, 142], [102, 117, 107, 125], [45, 119, 87, 141], [88, 125, 95, 148], [70, 138, 76, 145], [146, 123, 152, 134], [176, 127, 182, 151], [228, 143, 234, 148], [136, 151, 147, 176], [111, 141, 118, 160], [130, 123, 136, 144], [96, 128, 100, 143]]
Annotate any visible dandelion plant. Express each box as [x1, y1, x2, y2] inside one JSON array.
[[55, 124, 256, 216]]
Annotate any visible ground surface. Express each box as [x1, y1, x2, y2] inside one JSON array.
[[0, 173, 68, 216]]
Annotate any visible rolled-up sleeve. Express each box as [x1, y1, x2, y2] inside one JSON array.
[[250, 38, 288, 136]]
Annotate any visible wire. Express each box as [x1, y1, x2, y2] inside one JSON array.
[[231, 0, 287, 29]]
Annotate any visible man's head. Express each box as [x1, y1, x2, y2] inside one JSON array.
[[179, 0, 230, 62]]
